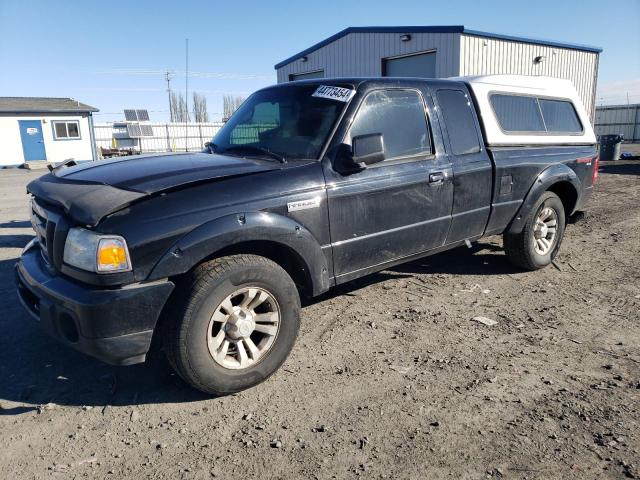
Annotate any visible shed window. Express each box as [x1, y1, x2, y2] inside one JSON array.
[[490, 94, 582, 134], [52, 121, 81, 139]]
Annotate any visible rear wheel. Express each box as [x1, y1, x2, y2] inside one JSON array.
[[504, 191, 566, 270], [163, 254, 300, 395]]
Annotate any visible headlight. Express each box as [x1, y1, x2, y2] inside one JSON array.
[[63, 228, 132, 273]]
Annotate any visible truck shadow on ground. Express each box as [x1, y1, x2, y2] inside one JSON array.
[[307, 242, 516, 305], [0, 234, 34, 249], [0, 242, 516, 411], [0, 220, 32, 229], [0, 254, 210, 411]]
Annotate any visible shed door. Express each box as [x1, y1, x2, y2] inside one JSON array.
[[19, 120, 47, 161]]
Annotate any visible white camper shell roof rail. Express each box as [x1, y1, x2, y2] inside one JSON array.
[[455, 75, 596, 146]]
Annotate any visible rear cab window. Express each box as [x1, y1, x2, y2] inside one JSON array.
[[436, 89, 482, 155]]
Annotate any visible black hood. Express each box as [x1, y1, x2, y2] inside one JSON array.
[[54, 152, 281, 193], [27, 152, 286, 226]]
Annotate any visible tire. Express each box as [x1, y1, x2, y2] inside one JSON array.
[[504, 191, 566, 270], [163, 254, 300, 395]]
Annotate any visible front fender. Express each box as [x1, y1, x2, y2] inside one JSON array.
[[149, 212, 330, 295], [507, 164, 581, 234]]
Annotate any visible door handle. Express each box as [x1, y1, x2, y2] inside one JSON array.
[[429, 172, 445, 184]]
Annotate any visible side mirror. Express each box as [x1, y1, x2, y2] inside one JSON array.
[[352, 133, 385, 166]]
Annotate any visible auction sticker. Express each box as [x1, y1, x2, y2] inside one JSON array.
[[312, 85, 355, 102]]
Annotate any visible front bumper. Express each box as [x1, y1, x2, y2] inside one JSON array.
[[15, 246, 174, 366]]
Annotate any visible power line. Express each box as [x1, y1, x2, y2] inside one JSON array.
[[76, 67, 274, 81]]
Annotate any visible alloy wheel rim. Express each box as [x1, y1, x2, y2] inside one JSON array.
[[533, 206, 558, 255], [207, 287, 281, 370]]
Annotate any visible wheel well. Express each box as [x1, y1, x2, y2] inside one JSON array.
[[547, 181, 578, 217], [205, 240, 313, 296], [151, 241, 313, 363]]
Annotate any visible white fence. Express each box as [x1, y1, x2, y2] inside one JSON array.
[[94, 122, 225, 155], [594, 104, 640, 142]]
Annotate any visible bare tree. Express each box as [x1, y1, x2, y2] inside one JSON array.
[[223, 95, 246, 121], [169, 91, 179, 122], [170, 91, 190, 122], [192, 92, 209, 122]]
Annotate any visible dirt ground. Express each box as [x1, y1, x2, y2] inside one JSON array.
[[0, 160, 638, 480]]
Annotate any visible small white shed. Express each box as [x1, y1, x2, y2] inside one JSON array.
[[0, 97, 99, 167]]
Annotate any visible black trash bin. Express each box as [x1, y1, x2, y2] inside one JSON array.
[[599, 134, 624, 161]]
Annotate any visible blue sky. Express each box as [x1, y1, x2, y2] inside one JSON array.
[[1, 0, 638, 122]]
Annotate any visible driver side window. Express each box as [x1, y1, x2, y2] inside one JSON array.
[[348, 89, 432, 161]]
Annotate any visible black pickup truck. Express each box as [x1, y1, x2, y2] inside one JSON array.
[[16, 76, 599, 394]]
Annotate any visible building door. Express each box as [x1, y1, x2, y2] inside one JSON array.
[[19, 120, 47, 162], [382, 51, 436, 78]]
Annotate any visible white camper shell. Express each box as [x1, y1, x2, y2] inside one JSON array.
[[458, 75, 596, 147]]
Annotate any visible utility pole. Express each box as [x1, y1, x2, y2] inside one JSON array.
[[165, 71, 173, 122], [185, 38, 189, 152]]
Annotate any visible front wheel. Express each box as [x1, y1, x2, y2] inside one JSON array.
[[163, 254, 300, 395], [504, 191, 566, 270]]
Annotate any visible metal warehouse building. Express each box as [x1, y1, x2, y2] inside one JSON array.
[[594, 104, 640, 142], [275, 26, 601, 118]]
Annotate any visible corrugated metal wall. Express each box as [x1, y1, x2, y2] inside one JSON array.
[[594, 104, 640, 141], [277, 32, 460, 82], [459, 35, 599, 119]]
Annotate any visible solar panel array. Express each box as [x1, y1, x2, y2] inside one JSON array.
[[123, 109, 150, 121], [122, 108, 153, 138]]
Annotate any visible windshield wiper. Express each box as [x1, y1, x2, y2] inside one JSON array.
[[221, 145, 287, 164]]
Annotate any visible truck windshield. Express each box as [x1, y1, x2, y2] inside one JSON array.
[[211, 85, 349, 161]]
